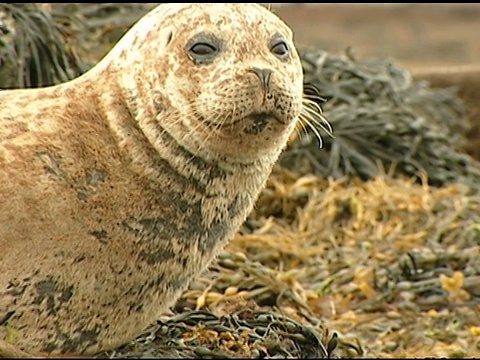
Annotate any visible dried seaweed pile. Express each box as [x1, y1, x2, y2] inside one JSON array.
[[0, 3, 86, 89], [167, 169, 480, 358], [281, 48, 480, 188], [101, 309, 341, 359]]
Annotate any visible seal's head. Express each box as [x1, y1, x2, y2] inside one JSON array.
[[99, 3, 304, 163]]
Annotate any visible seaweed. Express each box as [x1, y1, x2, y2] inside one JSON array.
[[0, 3, 87, 89], [280, 48, 480, 188]]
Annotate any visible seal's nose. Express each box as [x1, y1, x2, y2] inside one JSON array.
[[250, 67, 273, 92]]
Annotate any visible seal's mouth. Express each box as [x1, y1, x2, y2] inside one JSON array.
[[249, 112, 285, 125], [203, 111, 286, 135], [243, 112, 280, 135]]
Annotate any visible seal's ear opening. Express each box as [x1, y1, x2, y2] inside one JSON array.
[[166, 31, 173, 46]]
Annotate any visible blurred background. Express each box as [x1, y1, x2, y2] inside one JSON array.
[[271, 3, 480, 71]]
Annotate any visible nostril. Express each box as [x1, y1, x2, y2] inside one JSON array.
[[250, 67, 273, 92]]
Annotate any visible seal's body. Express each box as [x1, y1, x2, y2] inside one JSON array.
[[0, 3, 304, 356]]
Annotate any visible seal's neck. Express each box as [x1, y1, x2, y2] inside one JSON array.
[[89, 72, 275, 201]]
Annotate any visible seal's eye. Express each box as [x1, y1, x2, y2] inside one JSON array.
[[190, 43, 217, 56], [271, 41, 289, 58], [187, 33, 222, 65]]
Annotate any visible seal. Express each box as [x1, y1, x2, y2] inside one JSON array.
[[0, 3, 318, 357]]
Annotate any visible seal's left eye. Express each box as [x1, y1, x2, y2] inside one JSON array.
[[187, 33, 222, 65], [271, 41, 289, 58], [190, 43, 217, 56]]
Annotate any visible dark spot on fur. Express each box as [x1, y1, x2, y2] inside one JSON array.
[[91, 230, 107, 238], [73, 254, 86, 263], [128, 272, 191, 302], [156, 156, 208, 196], [127, 301, 144, 315], [3, 121, 28, 140], [139, 247, 176, 265], [125, 193, 247, 265], [36, 151, 66, 179], [33, 281, 56, 315], [157, 123, 229, 181], [59, 326, 100, 353], [33, 278, 56, 302], [33, 277, 74, 316], [154, 273, 164, 288], [77, 168, 108, 200], [199, 220, 230, 254], [228, 194, 245, 217], [6, 280, 28, 297], [154, 98, 165, 113], [59, 286, 74, 303], [123, 193, 204, 248], [90, 229, 108, 244], [86, 168, 107, 186], [79, 329, 99, 344], [76, 188, 89, 201], [131, 33, 140, 47], [0, 311, 15, 326], [127, 89, 139, 118], [42, 342, 58, 353], [164, 273, 191, 290]]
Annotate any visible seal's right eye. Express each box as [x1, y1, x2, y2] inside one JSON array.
[[271, 41, 289, 58]]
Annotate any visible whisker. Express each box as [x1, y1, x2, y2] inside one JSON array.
[[296, 117, 310, 140], [289, 121, 304, 145], [300, 115, 325, 148], [185, 106, 226, 160], [296, 92, 334, 149], [301, 100, 333, 135], [303, 110, 332, 135], [301, 112, 334, 137], [203, 107, 227, 147], [304, 93, 327, 103]]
